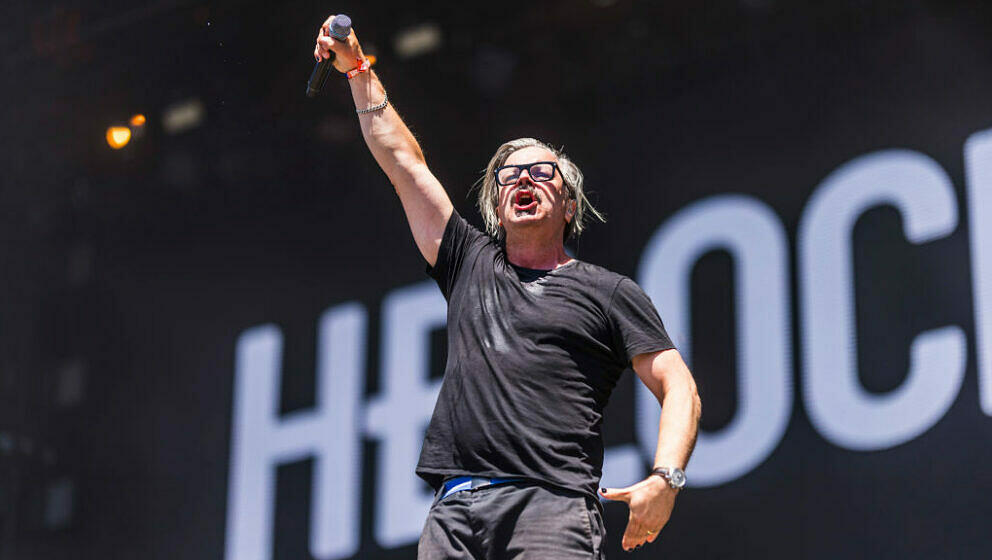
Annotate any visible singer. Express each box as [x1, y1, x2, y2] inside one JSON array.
[[314, 14, 701, 559]]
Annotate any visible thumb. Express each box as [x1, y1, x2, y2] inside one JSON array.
[[599, 486, 632, 503]]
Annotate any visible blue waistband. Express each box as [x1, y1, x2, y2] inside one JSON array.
[[439, 476, 523, 500]]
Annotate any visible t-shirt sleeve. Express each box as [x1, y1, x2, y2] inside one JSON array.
[[608, 277, 676, 364], [425, 210, 491, 299]]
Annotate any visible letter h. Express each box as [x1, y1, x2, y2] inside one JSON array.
[[225, 303, 366, 560]]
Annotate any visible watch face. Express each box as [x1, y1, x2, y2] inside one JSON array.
[[670, 468, 687, 488]]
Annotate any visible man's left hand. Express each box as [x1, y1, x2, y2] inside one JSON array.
[[600, 475, 677, 552]]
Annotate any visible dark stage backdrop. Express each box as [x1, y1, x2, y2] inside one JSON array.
[[3, 1, 992, 558]]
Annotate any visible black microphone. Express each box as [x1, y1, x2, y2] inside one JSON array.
[[306, 14, 352, 98]]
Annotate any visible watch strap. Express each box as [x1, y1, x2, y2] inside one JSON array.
[[651, 467, 685, 489]]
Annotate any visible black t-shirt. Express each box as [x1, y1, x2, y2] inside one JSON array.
[[418, 211, 675, 499]]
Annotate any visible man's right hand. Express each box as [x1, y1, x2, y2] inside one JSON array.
[[313, 14, 365, 73]]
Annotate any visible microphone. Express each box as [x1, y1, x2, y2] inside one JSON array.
[[306, 14, 352, 98]]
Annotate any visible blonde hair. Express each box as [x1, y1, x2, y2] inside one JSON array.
[[476, 138, 605, 241]]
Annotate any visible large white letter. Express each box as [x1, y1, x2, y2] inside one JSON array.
[[365, 281, 446, 548], [966, 128, 992, 416], [225, 303, 367, 560], [637, 195, 792, 487], [799, 150, 965, 450]]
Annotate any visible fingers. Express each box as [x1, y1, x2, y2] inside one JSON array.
[[316, 36, 335, 53], [315, 36, 341, 61], [621, 515, 649, 551], [314, 28, 327, 61], [598, 486, 631, 503], [622, 523, 661, 551], [607, 483, 667, 552], [317, 34, 356, 56], [314, 14, 362, 64], [315, 15, 339, 61], [321, 14, 336, 37], [314, 42, 330, 61]]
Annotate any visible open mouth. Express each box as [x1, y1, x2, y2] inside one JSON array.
[[513, 190, 539, 214]]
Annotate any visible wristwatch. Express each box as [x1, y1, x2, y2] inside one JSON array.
[[651, 467, 687, 490]]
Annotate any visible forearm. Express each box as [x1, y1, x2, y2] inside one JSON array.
[[611, 387, 698, 553], [610, 350, 701, 551], [348, 70, 428, 182], [315, 17, 451, 265], [652, 377, 701, 470]]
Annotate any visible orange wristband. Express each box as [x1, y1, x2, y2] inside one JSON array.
[[345, 58, 371, 79]]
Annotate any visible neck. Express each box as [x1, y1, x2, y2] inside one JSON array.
[[504, 230, 571, 270]]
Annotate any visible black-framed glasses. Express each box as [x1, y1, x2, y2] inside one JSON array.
[[494, 161, 559, 186]]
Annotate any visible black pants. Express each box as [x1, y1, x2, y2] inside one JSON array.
[[418, 481, 606, 559]]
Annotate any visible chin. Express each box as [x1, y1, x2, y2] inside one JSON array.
[[506, 214, 544, 228]]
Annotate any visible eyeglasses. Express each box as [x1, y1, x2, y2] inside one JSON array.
[[494, 161, 559, 186]]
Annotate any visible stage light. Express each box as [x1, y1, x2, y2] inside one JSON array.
[[106, 126, 131, 149], [130, 113, 146, 126], [394, 23, 441, 59], [163, 98, 205, 134]]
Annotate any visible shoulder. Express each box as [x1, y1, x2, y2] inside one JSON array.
[[568, 261, 660, 313], [429, 210, 501, 294], [567, 260, 631, 296], [445, 210, 500, 252]]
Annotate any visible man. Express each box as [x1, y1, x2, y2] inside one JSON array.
[[315, 15, 702, 558]]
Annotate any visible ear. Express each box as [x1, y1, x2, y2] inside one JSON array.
[[566, 199, 577, 220]]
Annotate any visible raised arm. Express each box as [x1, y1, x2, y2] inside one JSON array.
[[315, 15, 453, 266]]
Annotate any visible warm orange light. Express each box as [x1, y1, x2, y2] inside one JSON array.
[[106, 126, 132, 149], [367, 54, 377, 66], [129, 114, 146, 126]]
